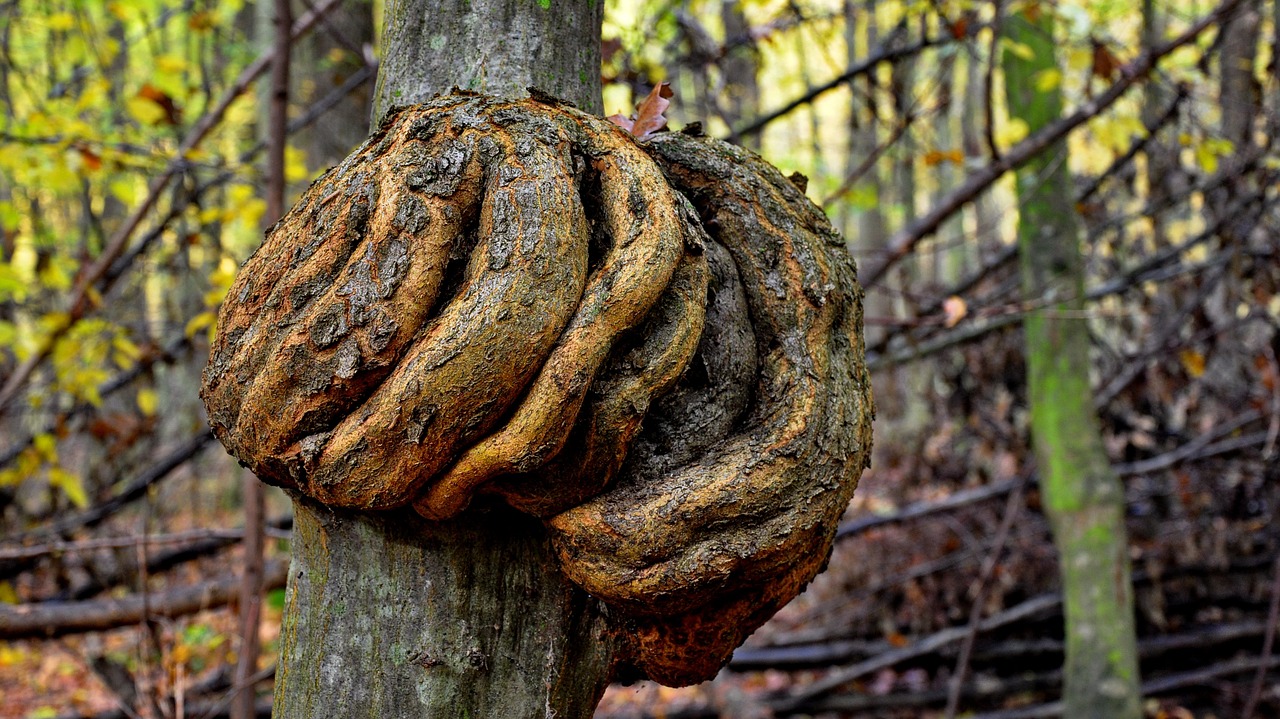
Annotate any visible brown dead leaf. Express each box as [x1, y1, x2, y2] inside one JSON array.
[[188, 10, 216, 31], [1091, 40, 1121, 80], [74, 144, 102, 172], [137, 84, 182, 126], [942, 295, 967, 327], [608, 83, 674, 140], [88, 412, 155, 456], [606, 113, 633, 132], [923, 149, 965, 167], [1178, 348, 1205, 378], [601, 37, 622, 62]]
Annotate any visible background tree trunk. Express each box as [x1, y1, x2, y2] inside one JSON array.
[[232, 2, 291, 717], [273, 2, 614, 717], [1002, 8, 1143, 719]]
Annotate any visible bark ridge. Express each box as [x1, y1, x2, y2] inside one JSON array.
[[201, 92, 874, 686]]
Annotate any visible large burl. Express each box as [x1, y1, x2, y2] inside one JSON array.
[[201, 91, 873, 686]]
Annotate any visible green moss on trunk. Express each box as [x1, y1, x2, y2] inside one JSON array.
[[1003, 10, 1143, 718]]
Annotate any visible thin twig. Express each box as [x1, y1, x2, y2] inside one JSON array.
[[0, 334, 192, 470], [0, 528, 284, 562], [944, 480, 1025, 718], [835, 418, 1267, 545], [0, 0, 346, 416], [4, 431, 214, 544], [969, 655, 1280, 719], [733, 25, 969, 139], [232, 2, 291, 717], [856, 0, 1245, 290], [1242, 554, 1280, 719], [775, 594, 1062, 709], [821, 113, 913, 208], [199, 665, 276, 719], [0, 561, 290, 640], [59, 516, 293, 603], [983, 0, 1002, 162], [836, 476, 1026, 541]]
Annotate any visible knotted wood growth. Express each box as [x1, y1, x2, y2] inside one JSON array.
[[201, 92, 873, 687]]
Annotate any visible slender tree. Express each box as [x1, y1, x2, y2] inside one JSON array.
[[232, 1, 292, 716], [1002, 7, 1142, 718]]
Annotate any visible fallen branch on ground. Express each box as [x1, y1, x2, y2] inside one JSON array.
[[4, 431, 214, 547], [0, 559, 288, 640]]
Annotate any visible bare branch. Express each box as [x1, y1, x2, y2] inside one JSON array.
[[732, 24, 970, 139], [4, 431, 214, 545], [857, 0, 1245, 290], [0, 0, 348, 416], [0, 560, 288, 640]]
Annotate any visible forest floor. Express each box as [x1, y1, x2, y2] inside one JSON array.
[[1, 361, 1276, 719]]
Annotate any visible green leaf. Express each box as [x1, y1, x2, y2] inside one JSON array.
[[0, 201, 19, 231], [1034, 68, 1062, 92], [186, 311, 216, 339], [0, 263, 26, 302], [33, 433, 58, 462], [137, 387, 158, 417], [1002, 39, 1036, 61], [1195, 143, 1219, 174], [848, 182, 878, 211], [48, 467, 88, 508]]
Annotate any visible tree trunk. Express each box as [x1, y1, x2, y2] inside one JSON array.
[[297, 0, 375, 168], [273, 2, 613, 717], [1203, 1, 1264, 407], [843, 0, 887, 332], [1002, 9, 1143, 719], [959, 43, 998, 264], [275, 497, 615, 717], [720, 0, 759, 150], [1140, 0, 1180, 244], [372, 0, 603, 122]]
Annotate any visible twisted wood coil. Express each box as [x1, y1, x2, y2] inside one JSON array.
[[201, 92, 873, 686]]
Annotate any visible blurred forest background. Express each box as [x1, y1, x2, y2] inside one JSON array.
[[0, 0, 1277, 717]]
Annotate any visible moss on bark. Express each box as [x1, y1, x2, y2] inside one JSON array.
[[1003, 10, 1142, 718]]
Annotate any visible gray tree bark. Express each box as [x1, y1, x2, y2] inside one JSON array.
[[273, 2, 614, 717], [275, 497, 616, 718], [373, 0, 604, 123], [843, 0, 887, 334], [720, 0, 759, 150]]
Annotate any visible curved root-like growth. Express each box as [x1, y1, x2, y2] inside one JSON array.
[[200, 92, 872, 688], [549, 132, 874, 684]]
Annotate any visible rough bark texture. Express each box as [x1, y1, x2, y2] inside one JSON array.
[[202, 1, 872, 711], [549, 130, 873, 683], [373, 0, 604, 123], [239, 2, 616, 716], [202, 95, 874, 688], [1003, 10, 1143, 719], [273, 495, 614, 718]]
